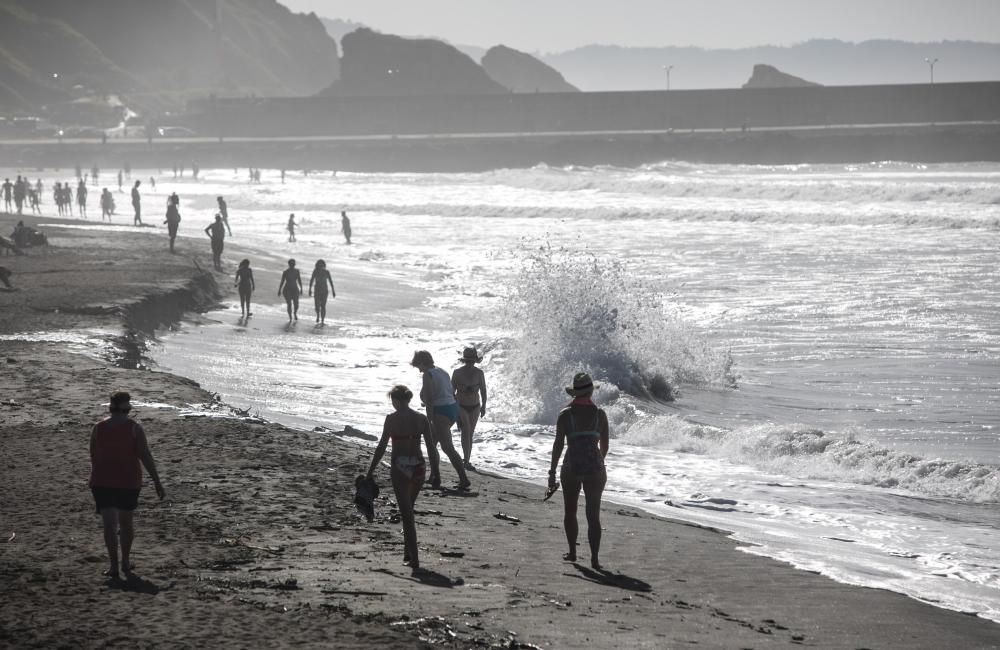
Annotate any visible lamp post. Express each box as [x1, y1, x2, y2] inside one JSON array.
[[662, 65, 673, 91], [924, 57, 938, 84]]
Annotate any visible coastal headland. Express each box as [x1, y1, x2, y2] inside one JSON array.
[[2, 212, 1000, 648]]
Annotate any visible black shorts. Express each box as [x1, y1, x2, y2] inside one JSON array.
[[91, 486, 140, 513]]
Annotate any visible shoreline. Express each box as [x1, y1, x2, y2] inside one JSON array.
[[3, 212, 1000, 648]]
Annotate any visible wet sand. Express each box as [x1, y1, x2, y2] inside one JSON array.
[[2, 211, 999, 649]]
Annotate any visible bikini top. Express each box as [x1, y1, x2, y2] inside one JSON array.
[[565, 406, 602, 442]]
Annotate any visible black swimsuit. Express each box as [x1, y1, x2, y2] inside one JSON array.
[[560, 406, 605, 479]]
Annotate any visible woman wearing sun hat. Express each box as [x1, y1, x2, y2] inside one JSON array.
[[548, 372, 610, 569], [451, 347, 487, 470]]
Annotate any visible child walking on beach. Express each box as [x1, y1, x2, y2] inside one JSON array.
[[89, 391, 165, 581]]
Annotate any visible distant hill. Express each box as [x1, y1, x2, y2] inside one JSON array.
[[743, 64, 821, 88], [542, 39, 1000, 91], [323, 28, 507, 97], [0, 0, 340, 113], [482, 45, 579, 93]]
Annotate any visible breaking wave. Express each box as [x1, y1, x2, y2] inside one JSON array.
[[499, 245, 735, 423], [622, 416, 1000, 503]]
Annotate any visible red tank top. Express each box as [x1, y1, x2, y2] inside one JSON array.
[[89, 417, 142, 489]]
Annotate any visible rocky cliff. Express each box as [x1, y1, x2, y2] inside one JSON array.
[[481, 45, 578, 93], [0, 0, 340, 112], [324, 28, 507, 97], [742, 64, 822, 89]]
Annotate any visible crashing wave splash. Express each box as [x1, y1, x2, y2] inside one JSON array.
[[499, 244, 735, 423]]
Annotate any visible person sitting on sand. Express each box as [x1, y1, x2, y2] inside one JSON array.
[[366, 384, 434, 569], [286, 213, 297, 242], [234, 259, 255, 318], [548, 372, 609, 569], [89, 391, 165, 581], [277, 258, 302, 322], [204, 214, 226, 271], [308, 259, 336, 325], [411, 350, 471, 490], [452, 347, 487, 470]]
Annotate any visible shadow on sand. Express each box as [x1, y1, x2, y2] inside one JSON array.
[[105, 572, 162, 595], [566, 564, 652, 593]]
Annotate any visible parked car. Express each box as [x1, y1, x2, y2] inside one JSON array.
[[157, 126, 197, 137]]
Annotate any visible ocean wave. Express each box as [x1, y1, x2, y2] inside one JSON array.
[[621, 416, 1000, 503], [499, 245, 735, 423]]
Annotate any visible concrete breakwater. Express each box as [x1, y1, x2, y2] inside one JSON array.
[[2, 123, 999, 172]]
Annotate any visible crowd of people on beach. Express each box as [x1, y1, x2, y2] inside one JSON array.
[[3, 163, 612, 578]]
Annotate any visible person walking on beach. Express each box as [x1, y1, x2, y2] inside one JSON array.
[[286, 213, 297, 242], [234, 258, 255, 318], [204, 214, 226, 271], [77, 179, 88, 218], [89, 391, 165, 581], [277, 258, 302, 322], [100, 189, 114, 221], [367, 384, 433, 569], [131, 180, 142, 226], [117, 170, 123, 193], [341, 210, 352, 245], [411, 350, 471, 490], [164, 193, 181, 253], [216, 196, 232, 236], [91, 164, 99, 186], [3, 178, 14, 212], [13, 176, 25, 215], [308, 259, 336, 325], [452, 347, 487, 470], [548, 372, 609, 569]]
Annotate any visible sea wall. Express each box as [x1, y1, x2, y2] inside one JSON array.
[[3, 124, 999, 172], [186, 81, 1000, 137]]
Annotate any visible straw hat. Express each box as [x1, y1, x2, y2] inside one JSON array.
[[459, 347, 483, 363], [565, 372, 597, 396]]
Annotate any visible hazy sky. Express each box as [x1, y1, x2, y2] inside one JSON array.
[[281, 0, 1000, 52]]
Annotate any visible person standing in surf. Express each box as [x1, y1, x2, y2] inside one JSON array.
[[131, 180, 142, 225], [164, 193, 181, 253], [286, 213, 297, 242], [234, 259, 255, 319], [341, 211, 352, 245], [451, 347, 487, 470], [89, 391, 165, 581], [204, 214, 226, 271], [308, 259, 336, 325], [366, 384, 434, 569], [411, 350, 471, 490], [216, 196, 232, 236], [277, 258, 302, 322], [548, 372, 609, 569]]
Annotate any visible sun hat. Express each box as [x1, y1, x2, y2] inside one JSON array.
[[460, 347, 483, 363], [565, 372, 597, 396]]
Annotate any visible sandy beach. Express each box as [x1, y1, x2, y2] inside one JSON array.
[[2, 210, 1000, 649]]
